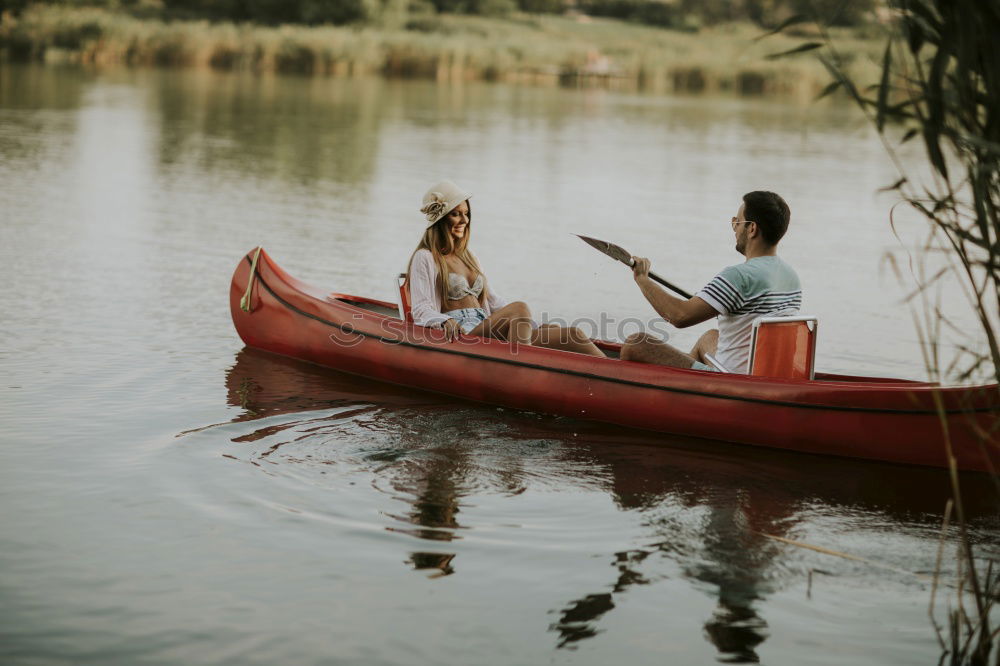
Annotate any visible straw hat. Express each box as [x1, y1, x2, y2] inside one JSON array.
[[420, 179, 472, 227]]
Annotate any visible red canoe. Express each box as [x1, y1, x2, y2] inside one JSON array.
[[230, 248, 1000, 472]]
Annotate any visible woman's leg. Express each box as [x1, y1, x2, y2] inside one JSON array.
[[532, 324, 606, 357], [468, 301, 533, 345]]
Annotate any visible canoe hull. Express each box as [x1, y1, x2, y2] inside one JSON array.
[[230, 249, 1000, 472]]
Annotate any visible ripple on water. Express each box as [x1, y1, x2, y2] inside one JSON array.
[[6, 64, 1000, 665], [17, 342, 995, 665], [173, 394, 625, 548]]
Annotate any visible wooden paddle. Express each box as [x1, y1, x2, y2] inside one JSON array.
[[577, 234, 728, 371], [576, 234, 694, 299]]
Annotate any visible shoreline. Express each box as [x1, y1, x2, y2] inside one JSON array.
[[0, 5, 883, 98]]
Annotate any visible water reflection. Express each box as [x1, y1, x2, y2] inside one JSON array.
[[224, 349, 474, 574], [549, 505, 776, 661], [550, 548, 652, 649], [0, 65, 91, 213], [152, 71, 387, 187], [543, 423, 1000, 660], [224, 347, 431, 420], [407, 552, 457, 578], [222, 348, 1000, 660], [0, 63, 91, 111], [552, 591, 617, 646], [378, 436, 470, 575], [690, 498, 774, 663], [7, 57, 998, 664], [544, 439, 792, 661]]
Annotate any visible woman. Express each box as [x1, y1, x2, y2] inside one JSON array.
[[407, 180, 605, 357]]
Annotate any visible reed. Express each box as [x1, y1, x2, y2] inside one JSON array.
[[0, 4, 883, 96], [768, 2, 1000, 662]]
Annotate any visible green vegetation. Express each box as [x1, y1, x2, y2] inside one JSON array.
[[0, 0, 881, 28], [0, 3, 883, 96], [578, 0, 877, 31], [769, 1, 1000, 663]]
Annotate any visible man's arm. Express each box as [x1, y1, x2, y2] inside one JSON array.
[[632, 257, 718, 328]]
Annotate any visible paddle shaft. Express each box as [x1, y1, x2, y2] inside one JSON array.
[[634, 263, 693, 299]]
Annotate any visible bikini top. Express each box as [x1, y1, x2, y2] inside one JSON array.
[[447, 272, 484, 300]]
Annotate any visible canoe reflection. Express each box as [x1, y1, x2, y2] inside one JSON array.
[[224, 348, 998, 660], [225, 348, 436, 426]]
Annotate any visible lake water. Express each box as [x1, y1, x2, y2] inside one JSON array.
[[1, 63, 997, 665]]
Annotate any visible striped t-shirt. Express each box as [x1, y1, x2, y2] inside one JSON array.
[[696, 256, 801, 374]]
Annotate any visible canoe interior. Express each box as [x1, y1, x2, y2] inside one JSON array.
[[328, 294, 935, 385]]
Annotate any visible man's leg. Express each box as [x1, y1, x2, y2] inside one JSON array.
[[620, 332, 696, 367], [689, 329, 719, 364]]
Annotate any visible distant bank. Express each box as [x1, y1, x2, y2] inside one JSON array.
[[0, 4, 882, 97]]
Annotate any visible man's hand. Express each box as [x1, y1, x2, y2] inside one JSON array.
[[440, 318, 462, 341], [629, 255, 718, 329], [632, 256, 651, 282]]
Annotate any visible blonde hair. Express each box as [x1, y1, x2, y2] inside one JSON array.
[[407, 201, 489, 307]]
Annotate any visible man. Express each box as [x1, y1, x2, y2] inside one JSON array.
[[621, 191, 801, 374]]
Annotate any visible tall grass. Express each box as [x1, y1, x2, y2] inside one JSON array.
[[0, 4, 884, 96], [768, 1, 1000, 663]]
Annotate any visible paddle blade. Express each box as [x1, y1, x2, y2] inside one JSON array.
[[577, 233, 693, 299], [576, 234, 634, 266]]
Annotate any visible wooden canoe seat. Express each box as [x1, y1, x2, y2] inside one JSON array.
[[396, 273, 412, 322], [748, 316, 818, 380]]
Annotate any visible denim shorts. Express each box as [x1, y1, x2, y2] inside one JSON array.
[[444, 307, 488, 335], [690, 360, 723, 373]]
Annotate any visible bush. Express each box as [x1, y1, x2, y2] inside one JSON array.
[[670, 0, 876, 27], [243, 0, 301, 24], [633, 1, 674, 27], [0, 0, 32, 16], [161, 0, 249, 21], [426, 0, 523, 14], [787, 0, 875, 27], [517, 0, 563, 13], [51, 17, 104, 47], [427, 0, 463, 11], [300, 0, 369, 24], [579, 0, 680, 28], [474, 0, 515, 16]]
